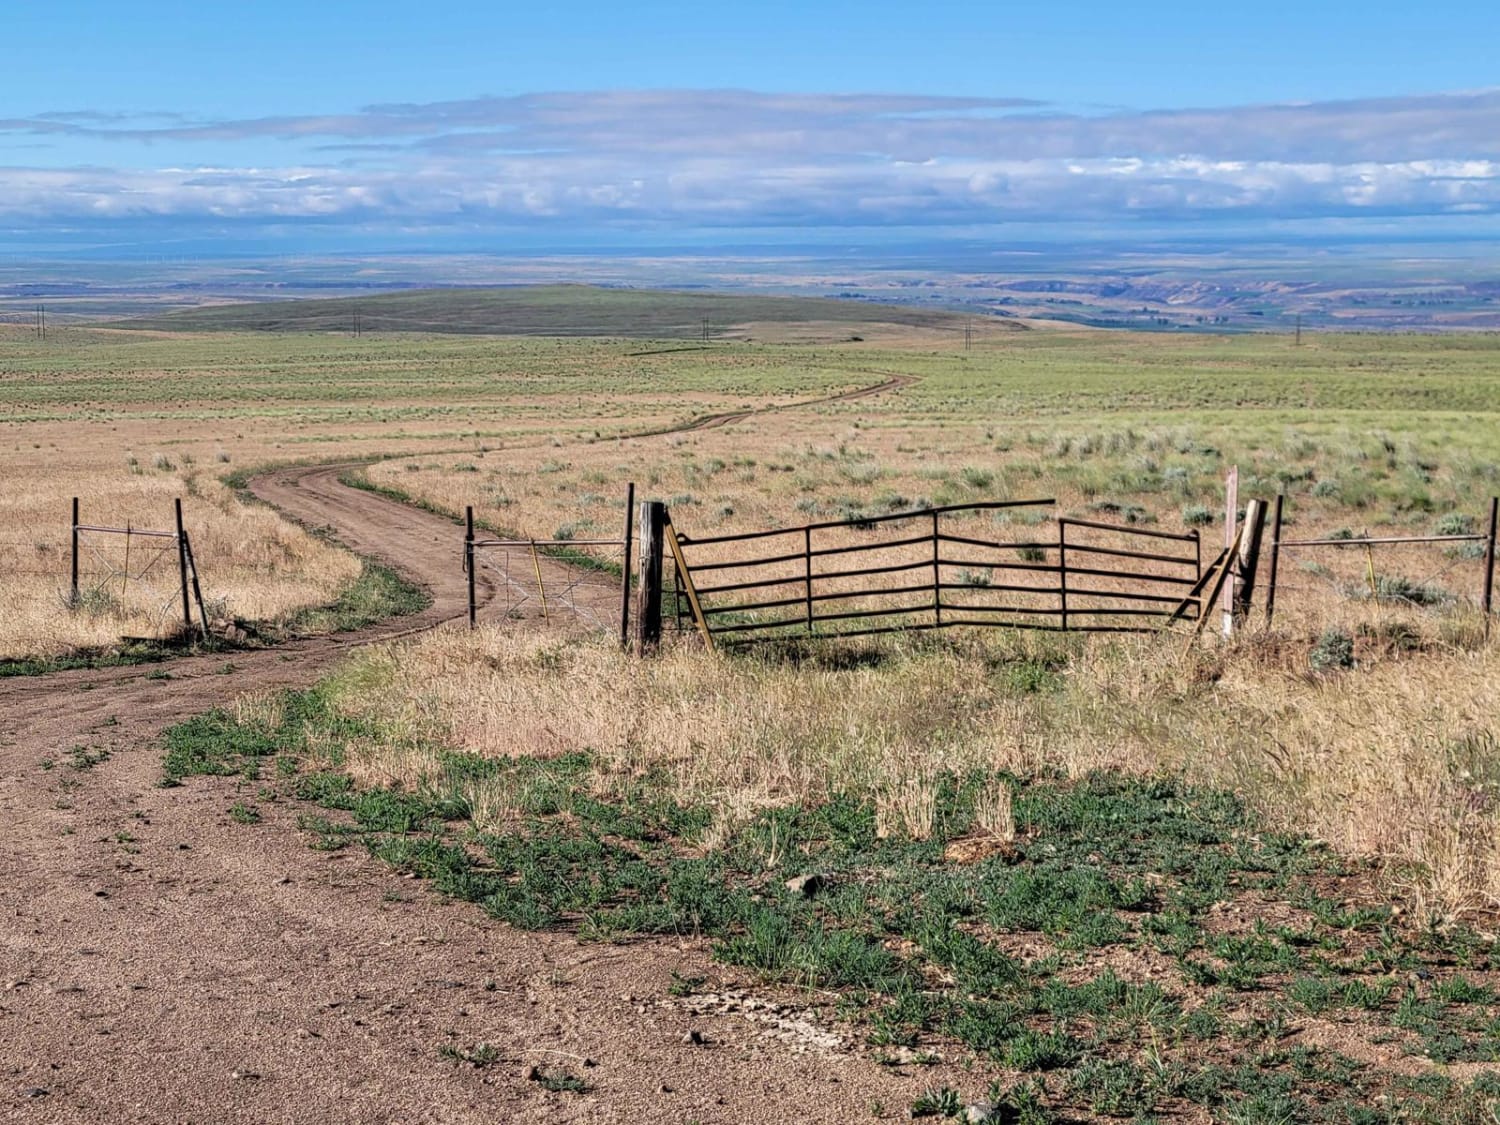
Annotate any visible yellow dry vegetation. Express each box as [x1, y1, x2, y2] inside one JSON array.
[[318, 622, 1500, 918]]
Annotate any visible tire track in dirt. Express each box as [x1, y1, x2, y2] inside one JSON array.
[[0, 371, 942, 1122]]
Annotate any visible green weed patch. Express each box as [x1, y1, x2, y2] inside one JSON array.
[[162, 682, 1500, 1120]]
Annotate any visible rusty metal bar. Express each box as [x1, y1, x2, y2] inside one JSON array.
[[700, 582, 947, 616], [1058, 520, 1069, 631], [803, 526, 814, 633], [1045, 541, 1199, 567], [1278, 533, 1484, 548], [471, 537, 624, 548], [1058, 566, 1198, 587], [1194, 524, 1246, 637], [936, 531, 1058, 552], [1058, 517, 1200, 543], [675, 498, 1056, 546], [1163, 547, 1228, 629], [931, 510, 942, 627]]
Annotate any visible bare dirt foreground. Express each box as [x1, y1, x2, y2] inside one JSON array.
[[0, 464, 950, 1124]]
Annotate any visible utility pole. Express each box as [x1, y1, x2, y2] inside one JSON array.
[[1294, 314, 1302, 347], [702, 317, 709, 343], [964, 318, 972, 352]]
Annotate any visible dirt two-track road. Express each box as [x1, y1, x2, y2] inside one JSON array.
[[0, 456, 949, 1122]]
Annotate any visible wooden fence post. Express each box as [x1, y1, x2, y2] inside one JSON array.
[[465, 505, 476, 630], [619, 483, 635, 649], [1483, 496, 1497, 635], [182, 533, 208, 640], [173, 498, 193, 639], [70, 497, 80, 607], [634, 500, 665, 654], [1264, 494, 1285, 626], [1232, 498, 1268, 623], [1221, 466, 1239, 637]]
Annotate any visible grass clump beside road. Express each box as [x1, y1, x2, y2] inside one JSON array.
[[0, 558, 427, 677], [164, 630, 1500, 1122]]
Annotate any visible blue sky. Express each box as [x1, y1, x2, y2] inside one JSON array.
[[3, 1, 1499, 253]]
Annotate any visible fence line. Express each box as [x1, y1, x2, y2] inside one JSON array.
[[669, 501, 1205, 647], [1264, 494, 1498, 629]]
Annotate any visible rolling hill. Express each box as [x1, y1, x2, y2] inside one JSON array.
[[108, 285, 1012, 339]]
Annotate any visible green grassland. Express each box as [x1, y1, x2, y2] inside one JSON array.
[[164, 671, 1500, 1123], [107, 284, 982, 336]]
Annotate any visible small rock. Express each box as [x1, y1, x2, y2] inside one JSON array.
[[681, 1029, 705, 1046], [658, 1082, 674, 1094], [24, 1088, 48, 1099], [276, 876, 292, 886], [963, 1102, 998, 1125], [784, 873, 824, 897], [522, 1064, 541, 1081], [230, 1070, 260, 1081]]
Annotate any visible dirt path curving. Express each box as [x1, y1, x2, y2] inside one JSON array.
[[0, 377, 956, 1123]]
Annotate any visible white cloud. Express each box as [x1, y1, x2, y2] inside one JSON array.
[[1, 89, 1498, 232]]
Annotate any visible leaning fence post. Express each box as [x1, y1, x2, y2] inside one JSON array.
[[183, 532, 208, 640], [465, 505, 476, 630], [1232, 498, 1268, 623], [173, 498, 193, 640], [619, 483, 635, 649], [1221, 466, 1239, 637], [70, 497, 80, 607], [634, 500, 665, 654], [1483, 496, 1498, 635], [1265, 495, 1285, 626]]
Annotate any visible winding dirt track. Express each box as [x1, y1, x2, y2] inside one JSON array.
[[0, 380, 951, 1123]]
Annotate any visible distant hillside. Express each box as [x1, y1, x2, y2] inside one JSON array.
[[108, 285, 1006, 338]]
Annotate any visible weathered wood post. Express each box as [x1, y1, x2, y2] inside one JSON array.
[[1231, 498, 1268, 623], [465, 505, 476, 630], [70, 497, 80, 607], [1221, 466, 1239, 637], [619, 483, 635, 650], [634, 500, 665, 654], [1264, 494, 1285, 626], [183, 532, 208, 640], [173, 498, 193, 639]]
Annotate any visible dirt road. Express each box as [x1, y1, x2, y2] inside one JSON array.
[[0, 385, 952, 1122]]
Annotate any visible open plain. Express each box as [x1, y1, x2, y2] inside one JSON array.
[[4, 289, 1500, 1121]]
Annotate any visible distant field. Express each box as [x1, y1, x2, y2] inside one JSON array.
[[7, 301, 1500, 1116], [109, 284, 997, 339]]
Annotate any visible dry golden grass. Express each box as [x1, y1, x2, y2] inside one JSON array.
[[323, 618, 1500, 920], [0, 459, 358, 658]]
